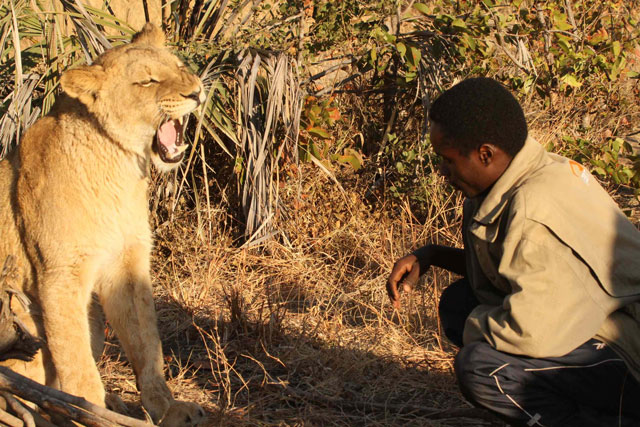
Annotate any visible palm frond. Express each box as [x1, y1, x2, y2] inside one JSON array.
[[236, 50, 303, 244], [0, 74, 40, 159], [58, 0, 113, 63]]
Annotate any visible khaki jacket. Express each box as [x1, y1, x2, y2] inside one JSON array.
[[462, 137, 640, 381]]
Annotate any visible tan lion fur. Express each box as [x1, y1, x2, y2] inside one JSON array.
[[0, 24, 205, 426]]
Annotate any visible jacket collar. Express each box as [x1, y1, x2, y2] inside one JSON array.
[[472, 137, 547, 225]]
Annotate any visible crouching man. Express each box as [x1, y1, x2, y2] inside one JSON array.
[[387, 77, 640, 426]]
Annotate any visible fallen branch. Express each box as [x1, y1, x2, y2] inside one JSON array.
[[0, 366, 154, 427]]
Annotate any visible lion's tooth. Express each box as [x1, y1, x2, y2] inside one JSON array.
[[175, 144, 189, 155], [177, 117, 184, 126]]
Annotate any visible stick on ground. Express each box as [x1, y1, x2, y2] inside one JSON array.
[[0, 366, 154, 427]]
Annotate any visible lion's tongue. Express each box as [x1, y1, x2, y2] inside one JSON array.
[[158, 120, 180, 154]]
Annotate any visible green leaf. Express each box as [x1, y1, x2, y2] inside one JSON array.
[[413, 3, 430, 15], [335, 148, 363, 170], [610, 56, 627, 81], [451, 18, 467, 30], [308, 127, 331, 139], [560, 74, 582, 88], [309, 142, 322, 159], [557, 38, 573, 55], [396, 42, 407, 58], [405, 71, 417, 82], [611, 138, 623, 153], [613, 170, 622, 184], [462, 34, 477, 50], [407, 45, 421, 67], [383, 32, 396, 44], [552, 10, 572, 31], [612, 41, 622, 59]]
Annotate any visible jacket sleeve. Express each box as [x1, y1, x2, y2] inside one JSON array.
[[463, 222, 616, 358]]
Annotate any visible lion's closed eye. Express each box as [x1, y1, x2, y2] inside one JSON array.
[[137, 78, 159, 87]]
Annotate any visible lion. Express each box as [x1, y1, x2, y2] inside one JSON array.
[[0, 24, 205, 425]]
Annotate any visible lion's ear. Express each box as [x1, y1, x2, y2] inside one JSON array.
[[60, 65, 106, 107], [131, 23, 165, 48]]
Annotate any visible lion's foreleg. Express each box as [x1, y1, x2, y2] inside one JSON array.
[[39, 268, 105, 406], [99, 246, 172, 423]]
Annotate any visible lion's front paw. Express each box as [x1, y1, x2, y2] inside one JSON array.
[[159, 401, 205, 427]]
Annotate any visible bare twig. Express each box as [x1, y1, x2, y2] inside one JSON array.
[[482, 2, 534, 75], [564, 0, 577, 30]]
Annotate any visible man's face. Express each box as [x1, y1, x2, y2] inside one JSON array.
[[430, 122, 493, 198]]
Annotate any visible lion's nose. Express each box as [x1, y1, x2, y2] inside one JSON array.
[[183, 89, 204, 106]]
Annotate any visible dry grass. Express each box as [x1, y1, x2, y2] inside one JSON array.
[[95, 166, 503, 426]]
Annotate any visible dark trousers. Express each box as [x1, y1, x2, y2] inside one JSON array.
[[440, 279, 640, 427]]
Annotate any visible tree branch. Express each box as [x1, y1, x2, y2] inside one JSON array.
[[0, 367, 154, 427]]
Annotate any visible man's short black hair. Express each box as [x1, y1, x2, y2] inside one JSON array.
[[429, 77, 527, 157]]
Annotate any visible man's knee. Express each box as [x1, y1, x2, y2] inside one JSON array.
[[438, 279, 472, 313], [454, 340, 498, 404]]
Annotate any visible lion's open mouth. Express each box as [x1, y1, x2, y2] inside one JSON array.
[[153, 117, 189, 163]]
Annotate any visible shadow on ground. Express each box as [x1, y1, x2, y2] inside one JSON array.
[[100, 293, 505, 427]]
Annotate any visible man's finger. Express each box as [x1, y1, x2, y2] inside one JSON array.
[[386, 279, 400, 302], [386, 280, 402, 309]]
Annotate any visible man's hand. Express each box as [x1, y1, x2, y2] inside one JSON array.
[[386, 254, 421, 309], [386, 245, 465, 309]]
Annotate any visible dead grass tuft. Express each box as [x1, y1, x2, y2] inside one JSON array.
[[97, 165, 502, 426]]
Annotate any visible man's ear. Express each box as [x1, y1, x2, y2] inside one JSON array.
[[478, 144, 495, 165], [131, 23, 166, 48], [59, 65, 106, 107]]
